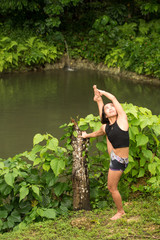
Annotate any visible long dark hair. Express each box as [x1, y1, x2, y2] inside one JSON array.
[[101, 105, 109, 124]]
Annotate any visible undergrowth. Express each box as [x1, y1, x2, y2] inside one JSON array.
[[0, 196, 159, 240]]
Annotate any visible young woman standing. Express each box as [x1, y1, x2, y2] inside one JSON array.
[[82, 85, 129, 220]]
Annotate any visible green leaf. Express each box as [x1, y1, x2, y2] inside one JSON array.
[[59, 123, 67, 128], [0, 210, 8, 219], [147, 177, 157, 183], [50, 158, 65, 177], [140, 156, 146, 167], [19, 186, 29, 202], [66, 145, 73, 151], [32, 185, 39, 196], [137, 168, 145, 178], [47, 138, 59, 151], [136, 134, 149, 146], [128, 155, 134, 162], [129, 126, 139, 141], [142, 149, 153, 160], [0, 162, 4, 169], [101, 15, 110, 25], [79, 125, 88, 131], [148, 163, 157, 175], [139, 107, 152, 116], [152, 125, 160, 136], [73, 131, 78, 137], [33, 158, 42, 166], [96, 142, 107, 152], [10, 210, 21, 223], [54, 182, 68, 197], [132, 169, 138, 177], [4, 173, 15, 187], [46, 172, 57, 187], [33, 134, 44, 145], [37, 208, 56, 219], [43, 163, 50, 172], [89, 121, 102, 131]]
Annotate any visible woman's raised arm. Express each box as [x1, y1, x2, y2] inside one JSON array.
[[98, 89, 126, 117]]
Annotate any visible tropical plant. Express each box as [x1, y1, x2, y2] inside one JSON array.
[[0, 36, 59, 72], [0, 134, 72, 232]]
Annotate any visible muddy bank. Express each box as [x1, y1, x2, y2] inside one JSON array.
[[44, 55, 160, 86]]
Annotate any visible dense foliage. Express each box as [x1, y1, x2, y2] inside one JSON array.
[[0, 104, 160, 232], [1, 0, 160, 78]]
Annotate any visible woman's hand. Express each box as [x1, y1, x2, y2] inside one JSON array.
[[81, 131, 88, 138], [97, 89, 105, 96]]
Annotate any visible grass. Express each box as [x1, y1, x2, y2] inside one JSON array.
[[0, 196, 160, 240]]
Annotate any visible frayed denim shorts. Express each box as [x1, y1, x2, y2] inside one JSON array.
[[109, 151, 129, 172]]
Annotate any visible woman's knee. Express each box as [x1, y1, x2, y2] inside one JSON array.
[[107, 184, 117, 193]]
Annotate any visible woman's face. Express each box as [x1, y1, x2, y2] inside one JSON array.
[[104, 103, 117, 118]]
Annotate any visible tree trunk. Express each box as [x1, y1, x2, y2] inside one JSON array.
[[71, 120, 91, 210]]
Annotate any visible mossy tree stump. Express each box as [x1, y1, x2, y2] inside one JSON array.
[[71, 121, 90, 210]]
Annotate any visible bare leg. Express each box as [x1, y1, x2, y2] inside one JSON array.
[[107, 169, 125, 220], [93, 85, 104, 118]]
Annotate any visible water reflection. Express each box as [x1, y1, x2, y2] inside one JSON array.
[[0, 69, 159, 158]]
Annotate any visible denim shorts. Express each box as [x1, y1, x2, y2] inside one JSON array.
[[109, 151, 129, 172]]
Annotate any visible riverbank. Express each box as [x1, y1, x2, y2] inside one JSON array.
[[1, 55, 160, 86], [44, 55, 160, 86]]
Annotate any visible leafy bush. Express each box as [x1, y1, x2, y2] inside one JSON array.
[[104, 19, 160, 78], [0, 36, 60, 72], [0, 134, 72, 232]]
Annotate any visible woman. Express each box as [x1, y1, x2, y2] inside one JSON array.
[[82, 85, 129, 220]]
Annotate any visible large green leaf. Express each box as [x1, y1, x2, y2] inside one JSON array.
[[96, 141, 107, 152], [89, 121, 102, 131], [54, 182, 68, 197], [19, 186, 29, 202], [47, 138, 59, 151], [43, 163, 51, 172], [32, 185, 39, 196], [10, 210, 21, 223], [4, 173, 15, 187], [136, 134, 149, 146], [137, 168, 145, 178], [0, 210, 8, 219], [148, 163, 157, 175], [129, 126, 139, 141], [142, 149, 153, 160], [140, 156, 146, 167], [0, 162, 4, 169], [50, 158, 65, 176], [33, 134, 45, 145], [152, 125, 160, 136], [37, 208, 56, 219]]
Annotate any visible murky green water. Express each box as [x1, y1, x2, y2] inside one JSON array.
[[0, 69, 160, 158]]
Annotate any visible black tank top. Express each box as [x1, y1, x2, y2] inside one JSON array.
[[105, 121, 129, 149]]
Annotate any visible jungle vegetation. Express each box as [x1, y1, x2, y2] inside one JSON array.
[[1, 0, 160, 78], [0, 0, 160, 234]]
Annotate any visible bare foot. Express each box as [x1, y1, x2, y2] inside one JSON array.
[[110, 211, 125, 221], [93, 85, 101, 102]]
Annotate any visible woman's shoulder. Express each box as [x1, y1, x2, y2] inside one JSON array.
[[116, 117, 129, 131]]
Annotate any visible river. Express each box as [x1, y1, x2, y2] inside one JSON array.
[[0, 69, 160, 158]]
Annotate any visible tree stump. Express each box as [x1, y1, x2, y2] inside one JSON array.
[[71, 121, 90, 210]]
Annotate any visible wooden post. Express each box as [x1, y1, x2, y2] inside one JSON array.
[[71, 121, 90, 210]]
